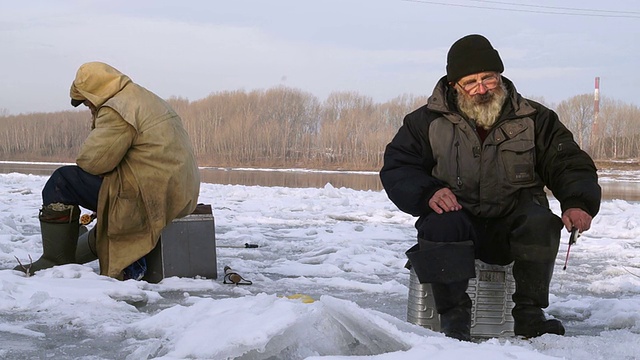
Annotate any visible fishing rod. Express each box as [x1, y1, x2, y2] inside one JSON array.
[[563, 227, 580, 270]]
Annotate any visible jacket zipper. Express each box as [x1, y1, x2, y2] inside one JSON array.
[[454, 141, 463, 188]]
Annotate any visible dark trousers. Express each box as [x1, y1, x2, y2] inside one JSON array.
[[408, 192, 563, 284], [42, 165, 103, 211], [407, 192, 564, 313]]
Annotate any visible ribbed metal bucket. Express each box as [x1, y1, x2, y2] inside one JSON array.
[[407, 268, 440, 331], [407, 260, 515, 338]]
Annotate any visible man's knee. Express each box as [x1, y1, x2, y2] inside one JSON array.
[[511, 208, 562, 262], [45, 166, 79, 188], [43, 166, 77, 198], [42, 165, 101, 208], [407, 239, 476, 283], [416, 211, 475, 243], [409, 211, 477, 283]]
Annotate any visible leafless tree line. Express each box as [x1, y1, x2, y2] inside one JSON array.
[[556, 94, 640, 160], [0, 110, 89, 161], [1, 86, 638, 170]]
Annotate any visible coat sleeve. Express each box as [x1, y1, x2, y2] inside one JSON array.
[[379, 112, 445, 217], [534, 106, 601, 217], [76, 107, 136, 175]]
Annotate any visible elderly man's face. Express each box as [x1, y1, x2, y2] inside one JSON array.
[[453, 71, 507, 129], [456, 72, 501, 100]]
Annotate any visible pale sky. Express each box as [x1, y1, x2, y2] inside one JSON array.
[[1, 0, 638, 115]]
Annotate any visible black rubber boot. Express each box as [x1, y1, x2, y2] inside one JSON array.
[[13, 203, 80, 276], [512, 305, 565, 337], [432, 281, 472, 341], [75, 226, 98, 264], [512, 260, 565, 337]]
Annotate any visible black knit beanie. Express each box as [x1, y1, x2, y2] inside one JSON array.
[[446, 34, 504, 83]]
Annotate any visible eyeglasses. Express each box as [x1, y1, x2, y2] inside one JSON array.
[[457, 74, 500, 93]]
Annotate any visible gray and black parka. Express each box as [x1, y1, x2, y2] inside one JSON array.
[[380, 76, 601, 219]]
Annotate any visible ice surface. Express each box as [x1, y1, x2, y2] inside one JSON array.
[[1, 172, 639, 359]]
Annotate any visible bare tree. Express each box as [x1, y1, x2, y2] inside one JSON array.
[[3, 86, 640, 170], [598, 98, 640, 159], [556, 94, 594, 154]]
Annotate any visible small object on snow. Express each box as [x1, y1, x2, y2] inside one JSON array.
[[223, 266, 252, 285], [14, 254, 33, 277], [284, 293, 315, 303], [563, 227, 580, 270], [80, 212, 96, 225], [217, 243, 259, 249]]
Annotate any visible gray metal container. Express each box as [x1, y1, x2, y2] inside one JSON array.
[[407, 260, 515, 338], [143, 205, 217, 283]]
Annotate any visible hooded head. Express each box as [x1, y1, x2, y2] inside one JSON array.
[[70, 62, 132, 108], [446, 34, 504, 83]]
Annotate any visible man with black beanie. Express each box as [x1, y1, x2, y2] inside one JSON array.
[[380, 34, 601, 341]]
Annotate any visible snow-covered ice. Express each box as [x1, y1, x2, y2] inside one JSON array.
[[1, 170, 639, 359]]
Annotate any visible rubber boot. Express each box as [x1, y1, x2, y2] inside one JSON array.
[[75, 226, 98, 264], [13, 203, 80, 276], [512, 260, 565, 337], [432, 281, 472, 341]]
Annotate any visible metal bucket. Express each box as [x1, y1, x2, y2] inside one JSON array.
[[407, 260, 515, 338]]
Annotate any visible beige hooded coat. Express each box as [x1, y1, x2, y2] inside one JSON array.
[[70, 62, 200, 278]]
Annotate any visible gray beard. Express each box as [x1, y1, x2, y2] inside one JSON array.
[[456, 83, 508, 130]]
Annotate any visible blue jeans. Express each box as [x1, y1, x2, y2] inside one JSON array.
[[42, 165, 102, 210]]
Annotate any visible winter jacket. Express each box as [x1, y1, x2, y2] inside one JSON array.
[[380, 76, 601, 219], [71, 62, 200, 278]]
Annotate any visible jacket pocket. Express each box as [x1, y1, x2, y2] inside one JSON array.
[[108, 192, 148, 236], [500, 140, 535, 184]]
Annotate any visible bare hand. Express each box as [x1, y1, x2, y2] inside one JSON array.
[[561, 208, 593, 232], [428, 188, 462, 214]]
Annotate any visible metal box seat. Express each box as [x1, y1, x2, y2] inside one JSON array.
[[407, 260, 515, 338], [143, 204, 217, 283]]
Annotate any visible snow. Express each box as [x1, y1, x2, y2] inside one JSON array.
[[1, 171, 639, 360]]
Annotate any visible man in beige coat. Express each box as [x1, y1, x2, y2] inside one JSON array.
[[14, 62, 200, 279]]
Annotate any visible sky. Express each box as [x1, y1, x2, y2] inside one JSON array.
[[1, 168, 640, 359], [1, 0, 639, 115]]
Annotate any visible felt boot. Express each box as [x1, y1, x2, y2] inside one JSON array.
[[512, 305, 565, 337], [512, 260, 565, 337], [432, 281, 472, 341]]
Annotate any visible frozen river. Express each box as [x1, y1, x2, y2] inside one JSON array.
[[1, 161, 639, 200], [0, 162, 639, 359]]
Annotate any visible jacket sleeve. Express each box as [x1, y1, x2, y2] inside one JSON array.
[[534, 106, 601, 217], [76, 107, 136, 175], [379, 111, 445, 217]]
